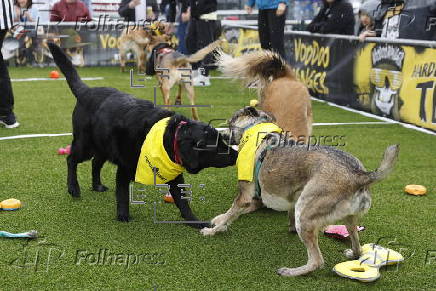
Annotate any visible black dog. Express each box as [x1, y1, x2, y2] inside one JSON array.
[[48, 43, 237, 228]]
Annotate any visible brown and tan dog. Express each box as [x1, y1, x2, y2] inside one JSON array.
[[216, 50, 313, 143], [146, 39, 222, 120], [201, 107, 400, 277], [119, 22, 172, 73], [119, 26, 152, 73]]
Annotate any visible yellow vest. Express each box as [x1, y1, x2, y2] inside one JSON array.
[[135, 117, 185, 185], [236, 123, 282, 182]]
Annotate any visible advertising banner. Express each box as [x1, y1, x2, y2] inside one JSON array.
[[285, 32, 436, 131]]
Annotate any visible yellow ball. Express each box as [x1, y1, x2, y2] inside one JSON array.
[[249, 99, 259, 107]]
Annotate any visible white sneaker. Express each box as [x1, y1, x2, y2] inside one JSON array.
[[193, 74, 211, 87], [191, 69, 199, 79]]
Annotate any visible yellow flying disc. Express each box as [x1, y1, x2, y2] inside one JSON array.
[[404, 185, 427, 196], [0, 198, 22, 210], [333, 260, 380, 282]]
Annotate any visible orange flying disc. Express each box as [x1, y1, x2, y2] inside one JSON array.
[[404, 185, 427, 196]]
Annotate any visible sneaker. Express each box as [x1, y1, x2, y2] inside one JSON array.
[[193, 74, 211, 87], [0, 113, 20, 129]]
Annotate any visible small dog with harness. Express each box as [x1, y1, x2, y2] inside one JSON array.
[[201, 107, 400, 276], [146, 39, 223, 120], [48, 43, 237, 228]]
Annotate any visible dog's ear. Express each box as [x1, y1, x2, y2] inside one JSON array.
[[177, 122, 200, 170], [243, 106, 259, 117]]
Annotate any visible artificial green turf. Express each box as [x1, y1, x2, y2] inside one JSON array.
[[0, 67, 435, 290]]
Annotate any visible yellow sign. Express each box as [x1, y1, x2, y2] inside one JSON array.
[[354, 43, 436, 130]]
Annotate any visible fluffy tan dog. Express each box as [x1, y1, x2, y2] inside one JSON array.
[[217, 50, 313, 143]]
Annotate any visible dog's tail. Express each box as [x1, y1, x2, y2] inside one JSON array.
[[359, 145, 400, 186], [48, 43, 88, 98], [173, 39, 222, 67], [215, 49, 295, 87]]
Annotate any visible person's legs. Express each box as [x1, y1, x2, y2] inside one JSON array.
[[258, 9, 272, 50], [0, 30, 19, 128], [267, 9, 286, 59], [195, 19, 219, 77], [0, 30, 14, 116], [176, 21, 188, 55], [185, 18, 199, 71]]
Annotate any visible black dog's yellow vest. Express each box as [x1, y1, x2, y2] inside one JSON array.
[[135, 117, 185, 185]]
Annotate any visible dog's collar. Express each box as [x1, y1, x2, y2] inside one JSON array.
[[173, 121, 187, 165], [240, 117, 269, 132]]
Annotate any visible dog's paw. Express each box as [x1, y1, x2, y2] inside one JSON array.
[[344, 248, 360, 259], [93, 184, 109, 192], [117, 214, 130, 222], [68, 186, 81, 198], [277, 266, 313, 277], [211, 214, 228, 226], [190, 222, 211, 229], [288, 226, 297, 233], [200, 227, 216, 236], [277, 267, 297, 277]]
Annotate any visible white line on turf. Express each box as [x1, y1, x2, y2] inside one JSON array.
[[0, 121, 393, 141], [1, 105, 434, 141], [311, 97, 436, 136], [0, 133, 72, 141], [11, 77, 104, 82]]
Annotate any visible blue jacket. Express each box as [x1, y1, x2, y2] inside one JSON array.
[[246, 0, 289, 10]]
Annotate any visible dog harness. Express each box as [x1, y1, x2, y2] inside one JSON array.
[[135, 117, 185, 185], [236, 123, 282, 185]]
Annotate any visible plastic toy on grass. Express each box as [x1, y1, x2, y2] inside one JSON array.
[[0, 230, 38, 238], [50, 70, 60, 79], [324, 225, 365, 240], [333, 243, 404, 282], [58, 145, 71, 155], [404, 185, 427, 196], [0, 198, 22, 211], [163, 193, 174, 203]]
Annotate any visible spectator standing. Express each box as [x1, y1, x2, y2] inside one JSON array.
[[307, 0, 355, 35], [0, 0, 20, 128], [184, 0, 221, 86], [118, 0, 159, 22], [165, 0, 189, 54], [14, 0, 39, 22], [50, 0, 91, 22], [245, 0, 288, 59]]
